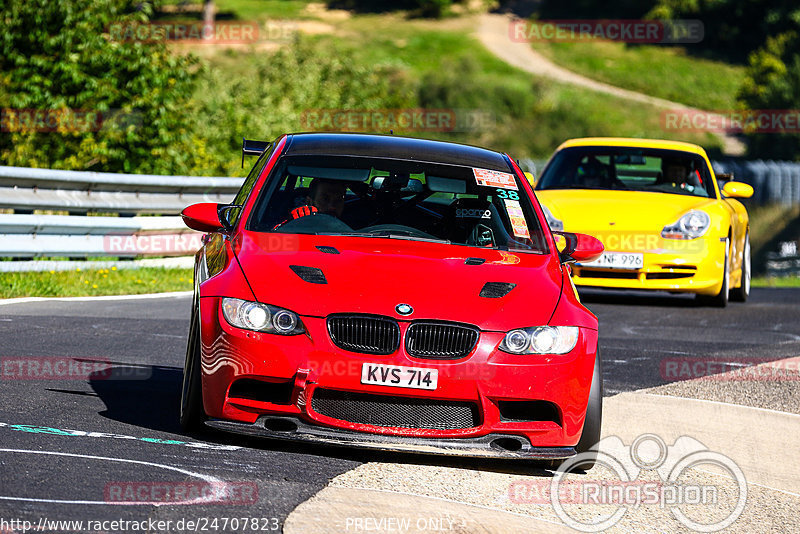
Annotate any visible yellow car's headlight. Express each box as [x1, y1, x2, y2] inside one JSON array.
[[661, 210, 710, 240]]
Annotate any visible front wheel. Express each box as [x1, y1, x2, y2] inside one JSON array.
[[546, 352, 603, 472], [180, 301, 207, 432], [730, 232, 750, 302]]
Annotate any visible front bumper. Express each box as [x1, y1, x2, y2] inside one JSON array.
[[206, 415, 576, 460], [571, 235, 726, 295], [198, 297, 599, 450]]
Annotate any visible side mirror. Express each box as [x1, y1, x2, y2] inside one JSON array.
[[722, 181, 754, 199], [553, 231, 604, 264], [181, 203, 226, 233]]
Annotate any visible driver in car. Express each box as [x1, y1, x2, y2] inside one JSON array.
[[661, 159, 703, 191], [289, 178, 347, 219], [272, 178, 347, 230]]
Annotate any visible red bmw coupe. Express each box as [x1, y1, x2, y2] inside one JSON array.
[[180, 133, 604, 468]]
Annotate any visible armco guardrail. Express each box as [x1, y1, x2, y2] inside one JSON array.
[[711, 160, 800, 205], [0, 214, 196, 258], [0, 165, 244, 271], [0, 165, 243, 214], [766, 241, 800, 277]]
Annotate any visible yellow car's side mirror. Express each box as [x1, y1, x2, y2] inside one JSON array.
[[722, 181, 754, 199]]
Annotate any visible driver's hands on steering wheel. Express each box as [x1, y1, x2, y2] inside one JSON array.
[[272, 205, 318, 230], [291, 205, 318, 219]]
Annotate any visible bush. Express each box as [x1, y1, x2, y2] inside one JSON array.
[[0, 0, 204, 174], [189, 37, 416, 175], [738, 32, 800, 160]]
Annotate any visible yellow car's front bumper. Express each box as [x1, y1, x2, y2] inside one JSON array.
[[571, 234, 727, 296]]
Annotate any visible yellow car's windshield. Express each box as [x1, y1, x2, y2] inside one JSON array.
[[537, 147, 715, 198]]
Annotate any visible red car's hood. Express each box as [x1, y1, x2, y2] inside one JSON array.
[[234, 233, 563, 331]]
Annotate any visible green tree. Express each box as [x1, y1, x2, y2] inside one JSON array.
[[738, 32, 800, 160], [191, 38, 416, 175], [0, 0, 205, 174]]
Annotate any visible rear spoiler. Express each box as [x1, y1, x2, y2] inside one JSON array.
[[242, 138, 271, 168]]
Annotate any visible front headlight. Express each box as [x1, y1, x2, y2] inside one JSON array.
[[499, 326, 579, 354], [541, 204, 564, 232], [221, 298, 305, 335], [661, 210, 710, 240]]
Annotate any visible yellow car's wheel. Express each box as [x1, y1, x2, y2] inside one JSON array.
[[730, 232, 750, 302]]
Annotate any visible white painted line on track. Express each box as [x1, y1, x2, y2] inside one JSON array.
[[0, 449, 222, 506], [0, 291, 192, 306]]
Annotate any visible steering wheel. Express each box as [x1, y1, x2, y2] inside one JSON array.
[[273, 213, 354, 234]]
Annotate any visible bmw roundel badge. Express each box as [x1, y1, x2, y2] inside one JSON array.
[[396, 303, 413, 316]]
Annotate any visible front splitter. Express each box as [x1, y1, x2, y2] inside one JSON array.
[[206, 415, 576, 460]]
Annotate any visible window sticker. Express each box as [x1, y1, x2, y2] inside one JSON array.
[[503, 199, 530, 239], [473, 168, 518, 190]]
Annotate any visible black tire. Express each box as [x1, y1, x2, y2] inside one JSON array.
[[180, 298, 207, 432], [730, 232, 750, 302], [696, 237, 729, 308], [547, 352, 603, 472]]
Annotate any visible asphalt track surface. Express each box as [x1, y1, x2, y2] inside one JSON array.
[[0, 288, 798, 532]]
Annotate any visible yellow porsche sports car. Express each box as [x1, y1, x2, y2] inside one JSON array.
[[534, 138, 753, 306]]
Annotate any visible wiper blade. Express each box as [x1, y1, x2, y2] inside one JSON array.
[[541, 184, 609, 190], [380, 234, 451, 244]]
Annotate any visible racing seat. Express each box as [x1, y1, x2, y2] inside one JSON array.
[[445, 197, 512, 247]]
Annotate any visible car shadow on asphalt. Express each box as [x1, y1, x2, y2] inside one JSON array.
[[87, 363, 184, 434]]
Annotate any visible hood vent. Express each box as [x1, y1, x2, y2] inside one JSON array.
[[465, 257, 486, 265], [290, 265, 327, 284], [479, 282, 516, 298], [316, 245, 340, 254]]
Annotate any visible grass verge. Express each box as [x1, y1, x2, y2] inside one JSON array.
[[530, 40, 745, 111], [0, 267, 192, 299], [751, 276, 800, 288]]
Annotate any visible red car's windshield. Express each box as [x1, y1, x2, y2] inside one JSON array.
[[247, 155, 549, 254]]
